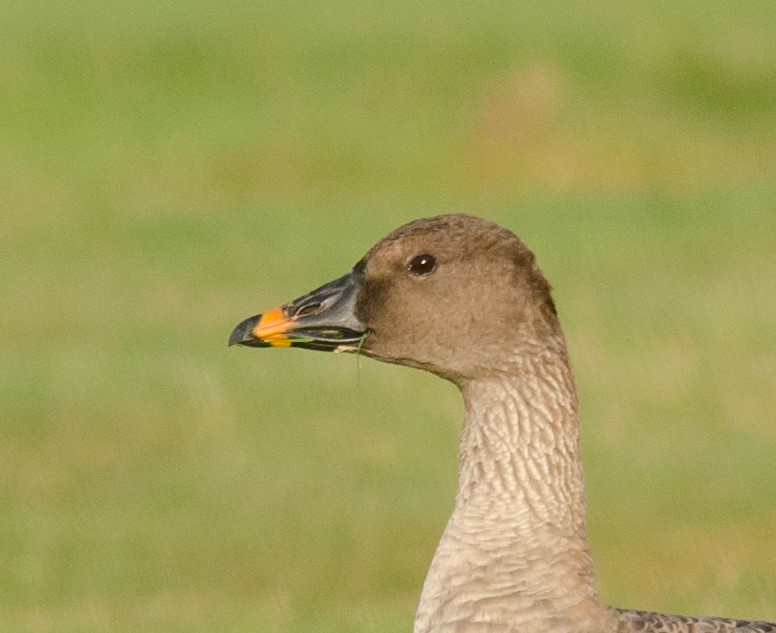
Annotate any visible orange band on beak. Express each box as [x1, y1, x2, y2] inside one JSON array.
[[252, 307, 294, 347]]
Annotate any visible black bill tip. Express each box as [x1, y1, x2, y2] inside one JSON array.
[[228, 314, 261, 347]]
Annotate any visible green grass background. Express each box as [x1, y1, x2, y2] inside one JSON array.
[[2, 1, 776, 631]]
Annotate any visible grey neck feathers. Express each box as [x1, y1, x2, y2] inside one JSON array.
[[414, 345, 610, 633]]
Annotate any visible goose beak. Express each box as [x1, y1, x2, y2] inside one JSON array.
[[229, 267, 367, 352]]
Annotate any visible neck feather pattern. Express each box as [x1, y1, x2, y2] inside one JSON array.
[[414, 344, 609, 633]]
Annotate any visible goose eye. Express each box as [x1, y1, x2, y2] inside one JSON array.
[[407, 254, 436, 276]]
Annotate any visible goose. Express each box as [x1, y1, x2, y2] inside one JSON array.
[[229, 214, 775, 633]]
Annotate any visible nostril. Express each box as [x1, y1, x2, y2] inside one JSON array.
[[295, 302, 322, 318]]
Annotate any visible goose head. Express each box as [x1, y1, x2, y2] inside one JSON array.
[[229, 214, 561, 386]]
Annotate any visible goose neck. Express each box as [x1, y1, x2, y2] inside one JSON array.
[[456, 358, 587, 537]]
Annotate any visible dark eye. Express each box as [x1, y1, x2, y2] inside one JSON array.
[[407, 254, 436, 276]]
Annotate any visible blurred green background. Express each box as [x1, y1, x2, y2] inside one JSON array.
[[2, 1, 775, 631]]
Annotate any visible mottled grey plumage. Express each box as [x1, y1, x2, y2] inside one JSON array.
[[614, 609, 776, 632], [232, 214, 774, 632]]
